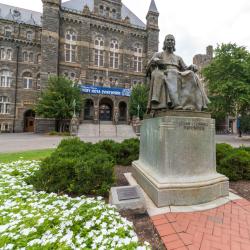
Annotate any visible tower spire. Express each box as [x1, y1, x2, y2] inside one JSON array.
[[148, 0, 158, 14]]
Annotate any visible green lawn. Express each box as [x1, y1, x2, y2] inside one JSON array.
[[0, 149, 54, 163]]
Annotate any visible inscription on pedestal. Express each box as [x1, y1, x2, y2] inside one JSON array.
[[177, 121, 209, 131], [117, 187, 140, 201]]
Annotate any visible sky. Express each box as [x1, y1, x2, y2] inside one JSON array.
[[1, 0, 250, 64]]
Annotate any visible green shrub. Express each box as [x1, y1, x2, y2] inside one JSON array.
[[95, 140, 120, 163], [216, 143, 233, 166], [27, 138, 115, 196], [116, 138, 140, 166], [217, 150, 250, 181]]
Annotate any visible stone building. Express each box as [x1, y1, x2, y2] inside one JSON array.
[[0, 0, 159, 132], [193, 45, 213, 93]]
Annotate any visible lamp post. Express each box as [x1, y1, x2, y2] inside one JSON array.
[[137, 104, 140, 119]]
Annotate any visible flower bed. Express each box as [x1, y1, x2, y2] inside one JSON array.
[[0, 161, 150, 250]]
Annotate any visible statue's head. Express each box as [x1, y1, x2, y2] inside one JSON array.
[[163, 34, 176, 52]]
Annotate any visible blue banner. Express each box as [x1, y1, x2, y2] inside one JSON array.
[[81, 85, 131, 97]]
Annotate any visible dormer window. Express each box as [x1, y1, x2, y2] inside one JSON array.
[[112, 9, 116, 19], [105, 7, 110, 17], [26, 31, 33, 41], [99, 5, 104, 15], [4, 27, 12, 37]]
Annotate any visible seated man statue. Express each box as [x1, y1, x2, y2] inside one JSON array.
[[147, 34, 210, 113]]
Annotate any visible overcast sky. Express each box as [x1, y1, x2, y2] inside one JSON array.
[[1, 0, 250, 64]]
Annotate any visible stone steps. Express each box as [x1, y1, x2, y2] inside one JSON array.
[[78, 123, 136, 138]]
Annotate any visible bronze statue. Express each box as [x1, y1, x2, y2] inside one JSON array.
[[147, 34, 210, 113]]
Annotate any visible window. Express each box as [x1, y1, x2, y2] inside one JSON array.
[[23, 52, 28, 62], [29, 53, 34, 62], [23, 72, 33, 89], [112, 9, 116, 19], [0, 48, 5, 60], [0, 96, 11, 114], [4, 27, 12, 37], [110, 39, 119, 69], [0, 71, 12, 87], [36, 74, 41, 90], [133, 43, 143, 72], [6, 49, 12, 60], [26, 31, 33, 41], [37, 54, 41, 64], [105, 7, 110, 17], [65, 30, 77, 63], [99, 5, 104, 15], [0, 123, 10, 132], [94, 37, 104, 67]]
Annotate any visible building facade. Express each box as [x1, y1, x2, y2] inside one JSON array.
[[0, 0, 159, 132]]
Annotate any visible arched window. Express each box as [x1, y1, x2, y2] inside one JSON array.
[[0, 70, 12, 88], [23, 72, 33, 89], [6, 49, 12, 60], [0, 48, 5, 60], [133, 43, 143, 72], [0, 96, 11, 114], [26, 31, 33, 41], [105, 7, 110, 17], [110, 39, 119, 69], [4, 26, 12, 37], [99, 5, 104, 15], [29, 52, 34, 62], [65, 30, 77, 63], [112, 9, 116, 19], [23, 52, 28, 62], [94, 37, 104, 67], [36, 74, 41, 90], [37, 54, 41, 64]]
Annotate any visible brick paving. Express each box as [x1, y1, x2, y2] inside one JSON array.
[[151, 199, 250, 250]]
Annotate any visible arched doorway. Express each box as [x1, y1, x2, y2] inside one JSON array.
[[84, 99, 94, 121], [119, 102, 127, 122], [99, 98, 113, 121], [24, 110, 35, 132]]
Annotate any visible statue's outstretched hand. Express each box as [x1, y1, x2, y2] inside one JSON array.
[[188, 64, 198, 72]]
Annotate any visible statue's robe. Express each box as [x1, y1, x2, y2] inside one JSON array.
[[147, 51, 210, 111]]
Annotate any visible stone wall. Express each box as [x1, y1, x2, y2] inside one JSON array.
[[34, 118, 56, 133]]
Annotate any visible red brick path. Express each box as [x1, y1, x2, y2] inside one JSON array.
[[151, 199, 250, 250]]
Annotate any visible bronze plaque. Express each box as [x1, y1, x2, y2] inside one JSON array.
[[117, 187, 140, 201]]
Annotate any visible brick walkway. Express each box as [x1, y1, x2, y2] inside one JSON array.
[[151, 199, 250, 250]]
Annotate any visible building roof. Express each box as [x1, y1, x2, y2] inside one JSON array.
[[62, 0, 146, 28], [148, 0, 158, 13], [0, 3, 42, 26], [0, 1, 146, 28]]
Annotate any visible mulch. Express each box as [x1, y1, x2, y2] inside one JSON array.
[[114, 166, 165, 250], [230, 180, 250, 200]]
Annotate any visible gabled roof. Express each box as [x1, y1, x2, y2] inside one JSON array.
[[0, 3, 42, 26], [62, 0, 146, 28]]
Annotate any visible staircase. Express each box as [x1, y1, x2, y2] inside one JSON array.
[[78, 123, 137, 139]]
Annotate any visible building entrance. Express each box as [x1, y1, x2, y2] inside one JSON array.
[[99, 98, 113, 121], [24, 110, 35, 132]]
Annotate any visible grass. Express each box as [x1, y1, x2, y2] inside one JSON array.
[[0, 148, 54, 163]]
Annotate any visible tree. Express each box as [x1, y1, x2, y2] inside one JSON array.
[[35, 76, 83, 132], [129, 84, 149, 119], [202, 43, 250, 119]]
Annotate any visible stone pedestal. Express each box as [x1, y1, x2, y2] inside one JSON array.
[[132, 111, 229, 207]]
